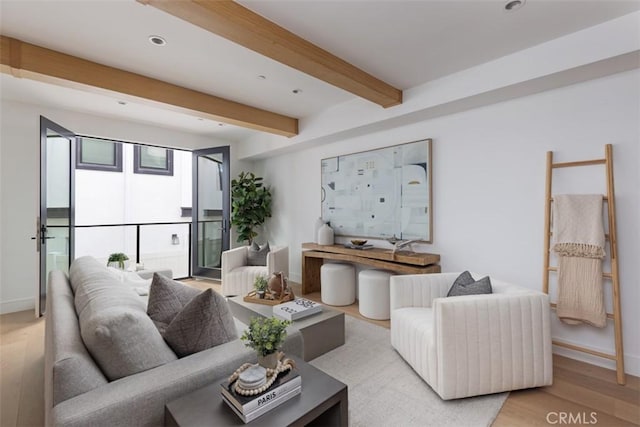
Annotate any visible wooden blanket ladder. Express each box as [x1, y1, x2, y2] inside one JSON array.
[[542, 143, 625, 385]]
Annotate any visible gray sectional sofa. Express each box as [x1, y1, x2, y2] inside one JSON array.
[[44, 256, 302, 426]]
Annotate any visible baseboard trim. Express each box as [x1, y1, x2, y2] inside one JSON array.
[[0, 297, 35, 315], [552, 337, 640, 377]]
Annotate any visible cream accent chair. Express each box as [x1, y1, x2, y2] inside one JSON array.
[[390, 272, 553, 400], [221, 246, 289, 296]]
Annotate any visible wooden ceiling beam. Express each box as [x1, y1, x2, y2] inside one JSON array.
[[0, 35, 298, 137], [138, 0, 403, 108]]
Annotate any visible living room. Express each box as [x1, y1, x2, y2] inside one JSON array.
[[1, 1, 639, 426]]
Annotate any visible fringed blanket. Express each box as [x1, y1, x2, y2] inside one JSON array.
[[552, 194, 606, 328]]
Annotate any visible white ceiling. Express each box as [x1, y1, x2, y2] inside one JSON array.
[[1, 0, 639, 141]]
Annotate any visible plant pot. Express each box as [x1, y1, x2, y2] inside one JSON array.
[[257, 352, 278, 369], [107, 260, 130, 270], [257, 290, 265, 299]]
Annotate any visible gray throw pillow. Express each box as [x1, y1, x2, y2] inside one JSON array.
[[247, 241, 270, 266], [147, 273, 201, 331], [447, 271, 493, 297], [80, 307, 177, 381], [162, 288, 238, 357]]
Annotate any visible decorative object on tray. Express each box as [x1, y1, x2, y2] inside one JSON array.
[[244, 271, 295, 305], [221, 354, 301, 423], [253, 275, 268, 299], [241, 316, 291, 369], [350, 239, 367, 246], [317, 222, 334, 245], [107, 252, 129, 270], [273, 298, 323, 321], [228, 353, 297, 395]]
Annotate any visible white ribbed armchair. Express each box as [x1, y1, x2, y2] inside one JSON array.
[[221, 246, 289, 296], [390, 273, 553, 400]]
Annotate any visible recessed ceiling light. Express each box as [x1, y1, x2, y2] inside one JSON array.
[[117, 100, 127, 105], [504, 0, 525, 12], [148, 35, 167, 46], [218, 123, 225, 127], [292, 89, 302, 94], [257, 75, 266, 80], [197, 118, 204, 121]]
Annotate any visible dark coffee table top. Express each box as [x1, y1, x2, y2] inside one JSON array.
[[165, 355, 347, 426]]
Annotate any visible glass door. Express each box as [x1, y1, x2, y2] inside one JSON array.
[[38, 117, 75, 316], [191, 147, 230, 279]]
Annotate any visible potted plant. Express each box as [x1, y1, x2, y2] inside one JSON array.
[[107, 252, 129, 270], [241, 316, 290, 369], [231, 172, 272, 244], [254, 275, 269, 299]]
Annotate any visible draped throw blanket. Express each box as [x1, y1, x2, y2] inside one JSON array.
[[552, 194, 607, 328]]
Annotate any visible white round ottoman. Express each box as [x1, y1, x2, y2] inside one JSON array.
[[321, 263, 356, 306], [358, 270, 394, 320]]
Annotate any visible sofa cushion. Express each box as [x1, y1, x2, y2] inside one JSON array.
[[447, 271, 493, 297], [247, 241, 270, 266], [71, 257, 146, 317], [80, 306, 177, 381], [163, 288, 238, 357], [147, 273, 201, 331]]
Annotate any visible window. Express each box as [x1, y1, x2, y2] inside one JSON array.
[[134, 145, 174, 176], [76, 137, 123, 172]]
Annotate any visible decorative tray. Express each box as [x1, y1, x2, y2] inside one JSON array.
[[243, 291, 294, 306], [343, 243, 374, 250]]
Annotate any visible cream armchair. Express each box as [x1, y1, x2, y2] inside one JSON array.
[[390, 272, 552, 400], [221, 246, 289, 296]]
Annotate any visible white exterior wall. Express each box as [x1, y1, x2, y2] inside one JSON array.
[[255, 70, 640, 375], [0, 100, 250, 314]]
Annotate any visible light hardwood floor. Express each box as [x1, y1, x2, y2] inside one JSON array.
[[1, 278, 638, 426]]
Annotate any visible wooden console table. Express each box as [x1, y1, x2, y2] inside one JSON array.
[[301, 243, 441, 294]]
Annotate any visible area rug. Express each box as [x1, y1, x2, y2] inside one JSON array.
[[309, 316, 508, 427]]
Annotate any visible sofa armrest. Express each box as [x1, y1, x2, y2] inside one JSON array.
[[267, 246, 289, 277], [390, 273, 457, 310], [51, 330, 304, 427], [433, 292, 553, 399], [222, 246, 248, 276]]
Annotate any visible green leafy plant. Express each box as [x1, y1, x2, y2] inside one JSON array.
[[254, 275, 269, 292], [241, 316, 290, 357], [231, 172, 272, 244], [107, 252, 129, 269]]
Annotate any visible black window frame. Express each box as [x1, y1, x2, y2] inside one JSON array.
[[75, 137, 123, 172], [134, 145, 174, 176]]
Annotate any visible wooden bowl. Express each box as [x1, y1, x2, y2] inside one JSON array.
[[350, 239, 367, 246]]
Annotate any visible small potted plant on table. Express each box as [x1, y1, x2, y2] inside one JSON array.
[[107, 253, 129, 270], [241, 317, 290, 369], [253, 275, 268, 299]]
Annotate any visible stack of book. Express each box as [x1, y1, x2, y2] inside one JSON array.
[[273, 298, 323, 321], [220, 370, 301, 423]]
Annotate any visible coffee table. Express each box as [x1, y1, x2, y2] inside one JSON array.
[[165, 355, 348, 426], [228, 296, 345, 361]]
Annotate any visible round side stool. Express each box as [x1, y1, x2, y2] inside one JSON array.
[[358, 270, 394, 320], [320, 263, 356, 306]]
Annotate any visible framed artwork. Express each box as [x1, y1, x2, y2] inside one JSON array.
[[321, 138, 432, 242]]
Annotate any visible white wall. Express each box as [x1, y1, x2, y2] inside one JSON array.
[[0, 100, 250, 314], [255, 70, 640, 375]]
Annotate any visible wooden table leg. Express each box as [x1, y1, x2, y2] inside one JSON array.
[[302, 253, 323, 294]]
